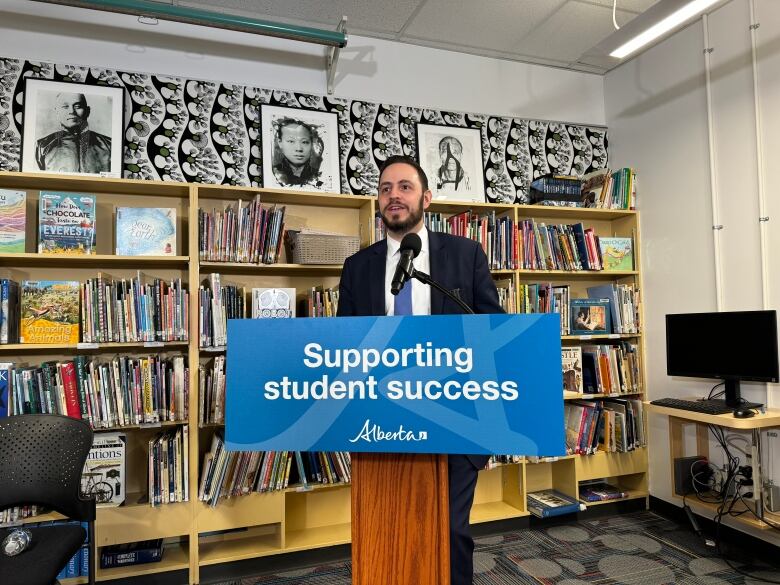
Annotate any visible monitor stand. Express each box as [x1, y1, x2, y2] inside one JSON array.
[[722, 378, 763, 410]]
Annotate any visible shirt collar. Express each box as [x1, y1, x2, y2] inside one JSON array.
[[387, 225, 429, 258]]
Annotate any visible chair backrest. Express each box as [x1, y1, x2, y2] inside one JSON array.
[[0, 414, 96, 521]]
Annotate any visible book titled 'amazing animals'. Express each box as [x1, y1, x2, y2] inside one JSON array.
[[0, 189, 26, 252], [20, 280, 80, 344], [38, 191, 96, 255], [116, 207, 176, 256]]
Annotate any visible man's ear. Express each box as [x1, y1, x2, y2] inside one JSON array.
[[423, 189, 433, 209]]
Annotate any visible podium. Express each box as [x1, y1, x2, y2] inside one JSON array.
[[351, 453, 450, 585]]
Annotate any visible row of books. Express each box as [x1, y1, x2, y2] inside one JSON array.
[[199, 356, 226, 425], [582, 168, 637, 210], [149, 426, 190, 507], [526, 481, 632, 518], [0, 278, 188, 345], [495, 279, 517, 314], [1, 355, 189, 427], [198, 432, 352, 506], [198, 196, 286, 264], [81, 274, 189, 343], [0, 189, 177, 255], [425, 211, 516, 270], [562, 343, 641, 395], [519, 283, 571, 334], [307, 286, 340, 317], [198, 277, 300, 347], [564, 398, 646, 455], [519, 220, 634, 272], [198, 274, 245, 348]]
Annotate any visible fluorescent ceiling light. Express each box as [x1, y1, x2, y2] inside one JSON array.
[[610, 0, 720, 59]]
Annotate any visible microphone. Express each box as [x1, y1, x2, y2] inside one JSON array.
[[391, 233, 422, 295]]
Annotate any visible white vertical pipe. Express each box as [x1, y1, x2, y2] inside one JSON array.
[[749, 0, 770, 312], [703, 14, 725, 312]]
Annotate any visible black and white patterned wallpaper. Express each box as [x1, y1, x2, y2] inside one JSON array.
[[0, 57, 608, 203]]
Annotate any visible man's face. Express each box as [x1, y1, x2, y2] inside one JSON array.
[[378, 163, 432, 235], [56, 93, 89, 130], [278, 124, 313, 167]]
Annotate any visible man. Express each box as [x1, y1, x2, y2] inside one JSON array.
[[35, 92, 112, 174], [337, 154, 504, 585], [272, 118, 323, 187]]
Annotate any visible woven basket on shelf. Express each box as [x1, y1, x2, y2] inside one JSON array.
[[286, 231, 360, 265]]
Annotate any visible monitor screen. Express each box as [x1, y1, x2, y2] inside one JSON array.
[[666, 310, 779, 382]]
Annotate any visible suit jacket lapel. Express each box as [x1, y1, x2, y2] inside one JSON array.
[[369, 240, 386, 315], [428, 231, 447, 315]]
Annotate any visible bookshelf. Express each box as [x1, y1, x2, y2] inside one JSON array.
[[0, 171, 648, 583]]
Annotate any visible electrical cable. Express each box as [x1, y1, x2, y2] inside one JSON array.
[[612, 0, 620, 30], [704, 425, 780, 583], [707, 381, 725, 399]]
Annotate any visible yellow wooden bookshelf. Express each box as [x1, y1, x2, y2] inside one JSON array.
[[0, 171, 648, 584]]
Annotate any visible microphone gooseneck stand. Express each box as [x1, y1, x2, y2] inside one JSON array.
[[393, 262, 475, 315]]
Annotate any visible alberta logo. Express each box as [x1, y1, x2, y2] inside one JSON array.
[[348, 419, 428, 443]]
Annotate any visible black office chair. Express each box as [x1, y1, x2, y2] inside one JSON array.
[[0, 414, 96, 585]]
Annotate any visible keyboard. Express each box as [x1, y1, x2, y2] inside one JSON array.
[[650, 397, 736, 415]]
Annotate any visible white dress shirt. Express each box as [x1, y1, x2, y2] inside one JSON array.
[[384, 226, 431, 316]]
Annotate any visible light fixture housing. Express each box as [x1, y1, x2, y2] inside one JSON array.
[[582, 0, 729, 68], [610, 0, 721, 59]]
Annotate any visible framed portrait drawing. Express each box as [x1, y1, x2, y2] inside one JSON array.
[[21, 78, 124, 177], [416, 123, 486, 202], [261, 105, 341, 194]]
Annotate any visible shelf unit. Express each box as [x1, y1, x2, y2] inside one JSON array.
[[0, 171, 648, 584]]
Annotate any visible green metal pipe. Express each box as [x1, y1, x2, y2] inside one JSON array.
[[32, 0, 348, 47]]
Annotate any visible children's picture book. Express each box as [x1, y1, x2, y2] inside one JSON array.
[[570, 298, 611, 335], [0, 189, 26, 252], [81, 432, 126, 507], [599, 237, 633, 271], [562, 347, 583, 394], [38, 191, 96, 254], [115, 207, 176, 256], [526, 489, 584, 518], [20, 280, 80, 344], [252, 288, 296, 318]]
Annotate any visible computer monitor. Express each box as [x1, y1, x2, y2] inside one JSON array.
[[666, 310, 779, 407]]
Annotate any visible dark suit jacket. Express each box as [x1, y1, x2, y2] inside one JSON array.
[[337, 231, 504, 468]]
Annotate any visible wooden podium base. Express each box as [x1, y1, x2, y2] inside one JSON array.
[[351, 453, 450, 585]]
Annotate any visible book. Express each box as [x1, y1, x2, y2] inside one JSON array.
[[579, 481, 630, 502], [0, 362, 11, 417], [38, 192, 96, 254], [100, 539, 163, 569], [20, 280, 80, 344], [598, 237, 633, 271], [562, 347, 583, 394], [116, 207, 176, 256], [252, 288, 296, 318], [0, 189, 26, 252], [81, 432, 126, 507], [570, 298, 611, 335], [526, 489, 584, 518]]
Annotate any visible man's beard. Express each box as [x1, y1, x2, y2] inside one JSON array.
[[380, 196, 424, 234]]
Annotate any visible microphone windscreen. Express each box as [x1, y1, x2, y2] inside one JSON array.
[[400, 232, 422, 258]]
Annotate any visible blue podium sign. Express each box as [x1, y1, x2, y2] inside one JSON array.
[[225, 313, 565, 456]]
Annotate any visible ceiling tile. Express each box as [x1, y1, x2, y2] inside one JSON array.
[[178, 0, 424, 34], [402, 0, 567, 51], [513, 1, 635, 63]]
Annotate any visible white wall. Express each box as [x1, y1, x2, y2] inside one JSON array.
[[0, 0, 605, 125], [606, 0, 780, 543]]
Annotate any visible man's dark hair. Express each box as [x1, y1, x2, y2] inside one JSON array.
[[379, 155, 429, 192]]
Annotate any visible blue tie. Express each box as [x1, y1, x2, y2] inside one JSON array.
[[394, 279, 413, 315]]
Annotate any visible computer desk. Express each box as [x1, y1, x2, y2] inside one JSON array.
[[646, 401, 780, 530]]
